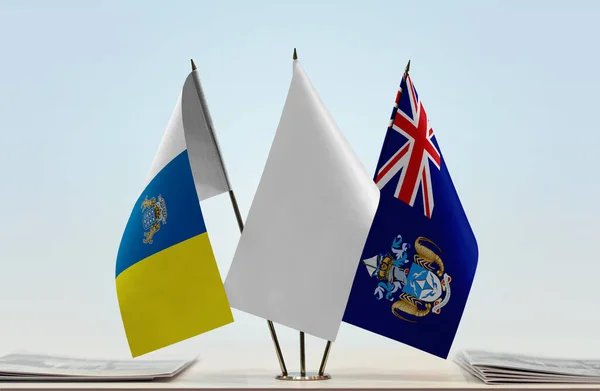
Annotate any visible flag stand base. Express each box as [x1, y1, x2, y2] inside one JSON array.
[[273, 332, 332, 381], [275, 372, 331, 381]]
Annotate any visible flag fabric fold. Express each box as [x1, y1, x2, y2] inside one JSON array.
[[224, 59, 380, 342], [342, 71, 478, 359], [116, 71, 233, 357]]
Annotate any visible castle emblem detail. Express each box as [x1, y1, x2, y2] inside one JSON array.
[[141, 195, 167, 244]]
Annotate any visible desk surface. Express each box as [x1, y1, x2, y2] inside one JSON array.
[[0, 348, 598, 391]]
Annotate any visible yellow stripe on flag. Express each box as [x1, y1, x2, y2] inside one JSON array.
[[116, 232, 233, 357]]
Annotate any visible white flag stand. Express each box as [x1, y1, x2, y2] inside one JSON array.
[[273, 49, 333, 382], [222, 47, 379, 381]]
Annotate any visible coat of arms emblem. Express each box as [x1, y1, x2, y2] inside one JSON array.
[[362, 235, 451, 321], [141, 195, 167, 244]]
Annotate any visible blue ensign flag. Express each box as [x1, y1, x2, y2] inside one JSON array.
[[342, 71, 478, 359]]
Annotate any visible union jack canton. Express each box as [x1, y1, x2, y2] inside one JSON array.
[[374, 74, 441, 218]]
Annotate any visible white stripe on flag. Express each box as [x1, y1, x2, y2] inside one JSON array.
[[144, 71, 231, 201]]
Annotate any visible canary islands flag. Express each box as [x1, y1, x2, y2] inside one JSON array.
[[116, 64, 233, 357], [342, 68, 478, 359]]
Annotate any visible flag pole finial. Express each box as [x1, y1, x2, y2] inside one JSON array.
[[293, 48, 298, 60], [191, 59, 197, 71], [405, 59, 411, 75]]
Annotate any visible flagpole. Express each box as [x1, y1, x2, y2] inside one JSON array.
[[318, 340, 332, 376], [275, 48, 332, 381], [190, 59, 288, 377], [301, 42, 332, 377], [300, 331, 306, 377], [293, 47, 311, 379]]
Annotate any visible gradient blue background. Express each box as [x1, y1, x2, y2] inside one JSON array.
[[1, 0, 599, 365]]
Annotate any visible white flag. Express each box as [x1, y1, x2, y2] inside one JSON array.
[[224, 59, 380, 341], [147, 67, 231, 201]]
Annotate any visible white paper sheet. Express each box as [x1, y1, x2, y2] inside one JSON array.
[[0, 353, 195, 381]]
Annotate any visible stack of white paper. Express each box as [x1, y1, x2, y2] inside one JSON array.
[[0, 353, 194, 381], [456, 350, 600, 384]]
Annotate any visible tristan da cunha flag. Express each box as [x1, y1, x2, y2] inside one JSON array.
[[343, 66, 478, 359]]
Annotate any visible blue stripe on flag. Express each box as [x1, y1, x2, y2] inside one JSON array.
[[115, 150, 207, 277]]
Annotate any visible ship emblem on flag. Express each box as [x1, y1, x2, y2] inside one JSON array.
[[362, 234, 451, 321], [375, 75, 441, 218]]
